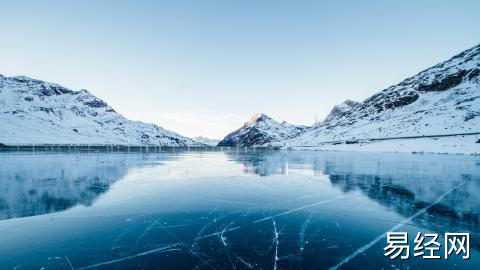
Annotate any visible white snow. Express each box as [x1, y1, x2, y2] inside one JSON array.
[[289, 135, 479, 155]]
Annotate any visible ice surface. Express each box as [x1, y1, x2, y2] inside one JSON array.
[[0, 150, 479, 269]]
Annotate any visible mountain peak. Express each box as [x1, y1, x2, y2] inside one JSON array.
[[218, 114, 307, 146], [342, 99, 360, 107], [244, 113, 271, 126], [10, 75, 34, 81], [323, 99, 361, 123]]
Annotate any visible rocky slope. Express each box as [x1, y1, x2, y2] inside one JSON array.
[[0, 75, 203, 146], [285, 44, 480, 146], [217, 113, 307, 146], [322, 99, 361, 123]]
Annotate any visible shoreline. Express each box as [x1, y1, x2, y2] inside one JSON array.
[[287, 135, 479, 155]]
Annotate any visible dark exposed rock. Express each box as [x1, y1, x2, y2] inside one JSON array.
[[69, 106, 86, 117], [12, 78, 76, 96], [11, 77, 30, 83], [465, 112, 479, 121], [49, 85, 73, 95], [84, 99, 108, 108], [417, 70, 467, 92], [467, 68, 480, 80], [392, 92, 419, 107], [455, 96, 479, 106], [363, 90, 419, 113], [11, 109, 23, 115], [39, 107, 54, 114]]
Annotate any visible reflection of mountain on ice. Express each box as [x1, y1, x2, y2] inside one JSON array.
[[226, 151, 480, 231], [0, 153, 176, 220]]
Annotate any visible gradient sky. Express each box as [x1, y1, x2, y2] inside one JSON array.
[[2, 0, 480, 139]]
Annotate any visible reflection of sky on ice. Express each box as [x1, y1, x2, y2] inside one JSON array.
[[0, 150, 479, 269]]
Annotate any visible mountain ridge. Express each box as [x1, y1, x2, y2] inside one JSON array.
[[0, 74, 203, 146], [285, 43, 480, 145], [218, 44, 480, 148], [2, 43, 479, 150]]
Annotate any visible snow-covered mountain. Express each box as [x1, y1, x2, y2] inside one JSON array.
[[0, 75, 203, 146], [322, 99, 361, 123], [217, 113, 307, 146], [285, 44, 480, 146], [193, 136, 220, 146]]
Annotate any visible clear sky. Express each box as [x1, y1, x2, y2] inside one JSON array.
[[2, 0, 479, 139]]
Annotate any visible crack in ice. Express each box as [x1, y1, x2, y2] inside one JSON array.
[[77, 194, 344, 270], [219, 221, 237, 270], [135, 216, 162, 244], [298, 215, 312, 255], [220, 221, 234, 247], [272, 219, 279, 270], [64, 256, 74, 270], [77, 244, 181, 270], [328, 181, 466, 270], [253, 194, 345, 224]]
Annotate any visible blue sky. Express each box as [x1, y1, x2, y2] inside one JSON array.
[[2, 0, 480, 138]]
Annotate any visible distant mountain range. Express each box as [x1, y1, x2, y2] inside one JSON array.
[[193, 136, 220, 146], [2, 44, 479, 150], [0, 75, 203, 146], [219, 44, 480, 148]]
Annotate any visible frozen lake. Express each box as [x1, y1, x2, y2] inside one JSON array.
[[0, 150, 479, 269]]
